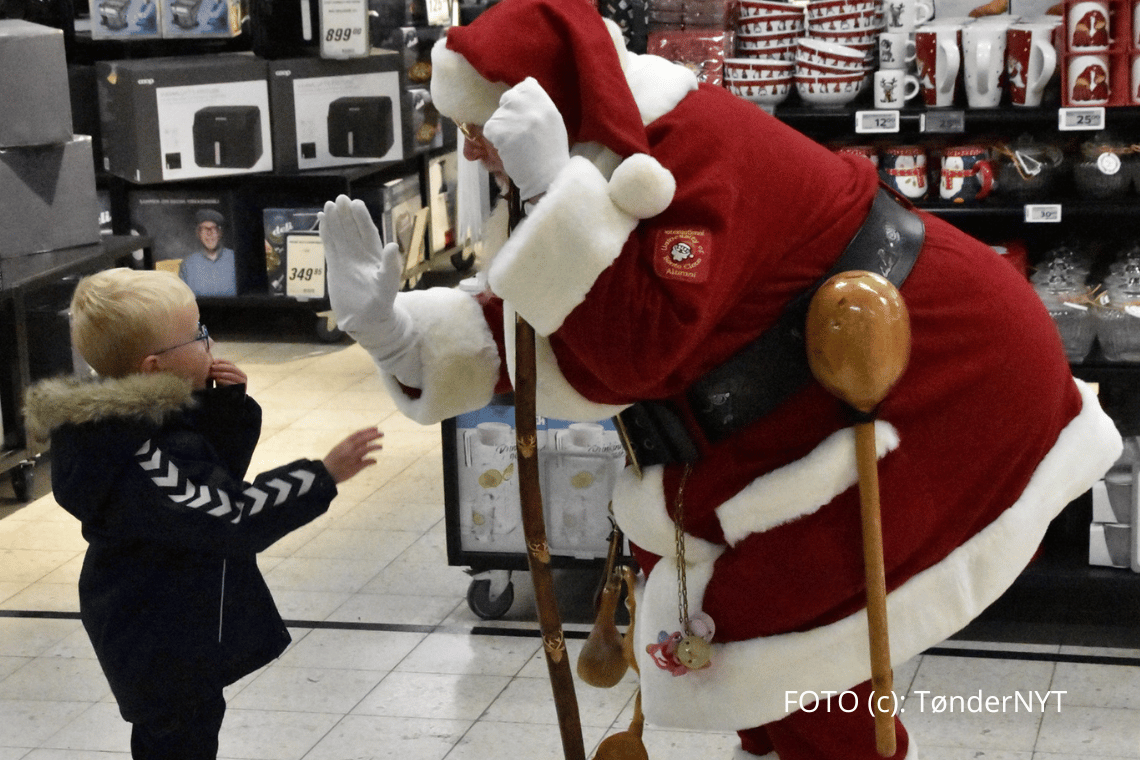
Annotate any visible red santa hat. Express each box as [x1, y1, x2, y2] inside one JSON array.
[[431, 0, 676, 220]]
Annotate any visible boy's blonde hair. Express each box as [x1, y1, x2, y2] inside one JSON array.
[[71, 268, 196, 378]]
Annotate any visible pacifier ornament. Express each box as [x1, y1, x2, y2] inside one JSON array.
[[647, 612, 715, 676]]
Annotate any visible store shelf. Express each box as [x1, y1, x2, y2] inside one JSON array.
[[1, 236, 152, 500]]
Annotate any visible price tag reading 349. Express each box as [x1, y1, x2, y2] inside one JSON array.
[[855, 110, 900, 134], [285, 234, 328, 300], [319, 0, 368, 59], [1058, 107, 1105, 131]]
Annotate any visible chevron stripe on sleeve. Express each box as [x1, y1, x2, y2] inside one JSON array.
[[135, 439, 317, 524]]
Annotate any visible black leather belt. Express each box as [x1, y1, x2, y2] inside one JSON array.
[[614, 186, 925, 474]]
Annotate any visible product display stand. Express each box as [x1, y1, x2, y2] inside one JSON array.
[[0, 235, 152, 500]]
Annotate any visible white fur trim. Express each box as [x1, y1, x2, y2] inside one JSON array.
[[379, 288, 500, 425], [488, 156, 638, 337], [430, 41, 509, 126], [717, 422, 900, 546], [733, 750, 776, 760], [625, 53, 700, 125], [612, 465, 725, 564], [631, 379, 1120, 731], [609, 154, 676, 220], [499, 302, 631, 423]]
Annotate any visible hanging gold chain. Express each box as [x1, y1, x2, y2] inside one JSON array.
[[673, 464, 693, 635]]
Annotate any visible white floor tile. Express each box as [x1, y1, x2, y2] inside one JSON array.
[[0, 699, 92, 748], [215, 708, 343, 760], [227, 665, 385, 714], [301, 714, 470, 760], [395, 631, 540, 677], [1035, 705, 1140, 757], [276, 628, 425, 672], [0, 656, 110, 702], [350, 670, 511, 720], [39, 702, 130, 752]]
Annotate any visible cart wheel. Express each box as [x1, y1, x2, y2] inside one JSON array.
[[467, 577, 515, 620], [11, 462, 34, 503], [314, 312, 346, 343]]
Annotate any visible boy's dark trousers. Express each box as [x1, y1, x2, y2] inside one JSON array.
[[130, 691, 226, 760]]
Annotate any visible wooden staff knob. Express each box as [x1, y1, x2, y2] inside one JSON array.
[[805, 271, 911, 414]]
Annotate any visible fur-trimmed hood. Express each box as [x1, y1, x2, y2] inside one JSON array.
[[24, 373, 196, 444]]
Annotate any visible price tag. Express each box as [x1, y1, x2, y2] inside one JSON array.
[[425, 0, 450, 25], [1057, 107, 1106, 131], [1024, 204, 1062, 223], [855, 110, 900, 133], [284, 233, 327, 299], [319, 0, 368, 59], [920, 110, 965, 134]]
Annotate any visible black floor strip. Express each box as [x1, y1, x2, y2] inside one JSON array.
[[3, 610, 1137, 666]]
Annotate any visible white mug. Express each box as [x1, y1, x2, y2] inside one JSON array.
[[916, 23, 963, 107], [963, 18, 1013, 107], [878, 31, 917, 69], [1067, 52, 1111, 105], [1068, 0, 1110, 50], [873, 69, 922, 107], [1134, 0, 1140, 48], [1133, 53, 1140, 104], [883, 0, 934, 33], [1006, 21, 1058, 107]]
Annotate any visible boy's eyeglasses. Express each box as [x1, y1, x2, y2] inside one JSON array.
[[154, 323, 209, 354]]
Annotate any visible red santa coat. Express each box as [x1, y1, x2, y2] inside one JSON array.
[[375, 5, 1124, 733]]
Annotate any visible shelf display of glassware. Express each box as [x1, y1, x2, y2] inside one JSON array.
[[1033, 245, 1097, 363]]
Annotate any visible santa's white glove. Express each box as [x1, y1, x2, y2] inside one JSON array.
[[483, 77, 570, 202], [319, 195, 422, 387]]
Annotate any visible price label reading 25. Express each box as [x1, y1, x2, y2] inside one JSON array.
[[855, 111, 900, 134], [1058, 107, 1106, 131]]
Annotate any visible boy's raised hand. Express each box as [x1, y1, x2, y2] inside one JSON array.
[[209, 359, 248, 387], [322, 426, 384, 483]]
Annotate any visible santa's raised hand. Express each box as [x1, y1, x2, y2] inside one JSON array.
[[483, 77, 571, 202]]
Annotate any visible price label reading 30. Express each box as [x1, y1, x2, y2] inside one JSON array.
[[855, 110, 900, 134], [1058, 107, 1106, 131]]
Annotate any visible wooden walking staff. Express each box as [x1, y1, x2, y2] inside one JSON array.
[[805, 271, 911, 758], [508, 188, 587, 760]]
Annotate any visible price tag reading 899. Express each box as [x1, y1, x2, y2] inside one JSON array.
[[319, 0, 368, 59]]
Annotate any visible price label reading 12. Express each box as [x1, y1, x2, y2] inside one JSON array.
[[855, 110, 900, 133], [1058, 107, 1105, 131]]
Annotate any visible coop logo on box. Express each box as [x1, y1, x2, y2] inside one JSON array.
[[137, 78, 155, 85]]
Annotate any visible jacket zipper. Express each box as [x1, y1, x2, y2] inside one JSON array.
[[218, 558, 227, 643]]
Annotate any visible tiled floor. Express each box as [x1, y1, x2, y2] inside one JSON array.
[[2, 310, 1139, 760]]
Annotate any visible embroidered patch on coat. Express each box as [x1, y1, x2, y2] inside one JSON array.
[[654, 228, 711, 283]]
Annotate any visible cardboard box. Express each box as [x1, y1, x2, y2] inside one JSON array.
[[89, 0, 161, 39], [160, 0, 242, 37], [0, 20, 75, 148], [267, 53, 404, 173], [380, 172, 429, 287], [0, 136, 100, 257], [97, 54, 273, 184], [127, 188, 260, 296], [1089, 522, 1133, 568], [263, 207, 323, 296]]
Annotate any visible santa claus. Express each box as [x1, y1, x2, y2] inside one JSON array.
[[318, 0, 1122, 757]]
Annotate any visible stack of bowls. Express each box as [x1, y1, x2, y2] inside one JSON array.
[[795, 0, 882, 106], [727, 0, 806, 105], [795, 37, 870, 106]]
